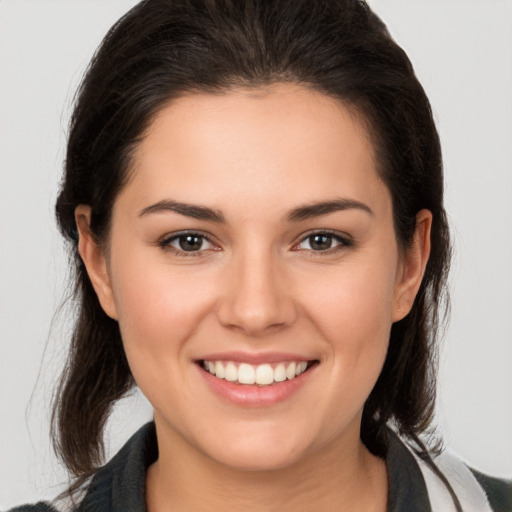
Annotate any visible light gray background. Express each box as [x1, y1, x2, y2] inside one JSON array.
[[1, 0, 511, 508]]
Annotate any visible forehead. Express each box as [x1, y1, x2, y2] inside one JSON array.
[[122, 83, 389, 217]]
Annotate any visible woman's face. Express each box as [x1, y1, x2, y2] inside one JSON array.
[[79, 83, 429, 471]]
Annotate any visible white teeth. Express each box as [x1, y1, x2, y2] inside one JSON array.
[[274, 363, 287, 382], [255, 364, 274, 385], [238, 363, 255, 384], [202, 360, 310, 386], [286, 362, 296, 380], [215, 361, 225, 378], [225, 362, 238, 382]]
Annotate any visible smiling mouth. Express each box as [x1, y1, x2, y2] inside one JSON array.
[[199, 360, 317, 386]]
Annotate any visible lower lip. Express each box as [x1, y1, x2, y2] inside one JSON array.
[[197, 363, 317, 407]]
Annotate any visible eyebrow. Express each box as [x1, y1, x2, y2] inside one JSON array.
[[139, 200, 225, 222], [138, 197, 373, 223], [286, 198, 373, 222]]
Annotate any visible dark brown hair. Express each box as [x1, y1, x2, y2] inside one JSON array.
[[54, 0, 451, 496]]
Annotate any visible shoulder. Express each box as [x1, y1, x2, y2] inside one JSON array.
[[5, 422, 157, 512], [404, 437, 512, 512], [385, 427, 512, 512], [470, 468, 512, 512], [5, 504, 58, 512], [76, 421, 157, 510]]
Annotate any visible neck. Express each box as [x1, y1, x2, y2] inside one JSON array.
[[146, 420, 388, 512]]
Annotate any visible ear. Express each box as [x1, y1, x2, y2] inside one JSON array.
[[392, 209, 432, 322], [75, 205, 118, 320]]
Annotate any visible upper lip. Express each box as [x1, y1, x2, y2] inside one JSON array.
[[197, 351, 316, 365]]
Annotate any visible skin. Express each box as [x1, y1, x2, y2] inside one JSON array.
[[76, 83, 431, 512]]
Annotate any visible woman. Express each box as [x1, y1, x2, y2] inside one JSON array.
[[6, 0, 511, 511]]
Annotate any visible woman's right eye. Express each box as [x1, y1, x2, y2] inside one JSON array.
[[159, 232, 215, 255]]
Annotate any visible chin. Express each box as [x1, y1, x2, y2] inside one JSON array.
[[208, 442, 304, 472], [200, 419, 331, 472]]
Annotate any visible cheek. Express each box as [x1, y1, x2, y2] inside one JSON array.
[[304, 260, 397, 342], [299, 253, 398, 388], [108, 250, 218, 363], [108, 257, 221, 416]]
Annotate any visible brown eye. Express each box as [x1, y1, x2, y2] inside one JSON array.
[[309, 234, 334, 251], [159, 232, 214, 254], [296, 231, 352, 252], [178, 234, 204, 251]]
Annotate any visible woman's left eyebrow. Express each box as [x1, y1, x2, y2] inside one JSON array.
[[286, 199, 373, 222]]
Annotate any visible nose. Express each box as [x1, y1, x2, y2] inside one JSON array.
[[216, 248, 297, 336]]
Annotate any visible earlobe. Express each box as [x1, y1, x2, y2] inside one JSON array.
[[392, 209, 432, 322], [75, 205, 118, 320]]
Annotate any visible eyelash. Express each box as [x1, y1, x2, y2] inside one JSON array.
[[158, 231, 217, 257], [158, 230, 353, 257], [293, 230, 354, 255]]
